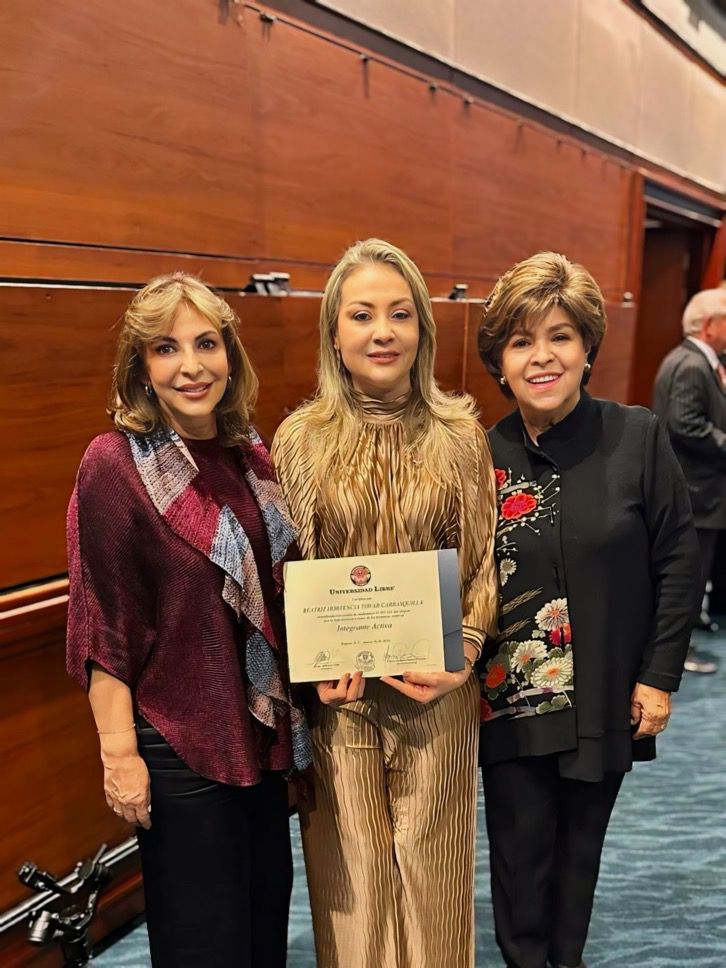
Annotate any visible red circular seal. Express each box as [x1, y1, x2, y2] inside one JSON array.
[[350, 565, 371, 587]]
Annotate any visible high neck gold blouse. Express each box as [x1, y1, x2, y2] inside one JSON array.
[[272, 394, 498, 653]]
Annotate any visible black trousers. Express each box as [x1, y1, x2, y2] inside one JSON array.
[[135, 719, 292, 968], [696, 527, 719, 605], [482, 756, 624, 968]]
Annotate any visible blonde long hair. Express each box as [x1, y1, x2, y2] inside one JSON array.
[[297, 238, 480, 480], [110, 272, 259, 445]]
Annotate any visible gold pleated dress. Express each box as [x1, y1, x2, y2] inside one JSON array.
[[273, 394, 498, 968]]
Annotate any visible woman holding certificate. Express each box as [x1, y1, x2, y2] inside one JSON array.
[[66, 273, 310, 967], [273, 239, 498, 968], [477, 252, 700, 968]]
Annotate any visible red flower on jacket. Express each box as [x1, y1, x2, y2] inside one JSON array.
[[480, 699, 493, 722], [485, 664, 507, 689], [494, 468, 508, 489], [501, 491, 537, 520], [549, 623, 572, 646]]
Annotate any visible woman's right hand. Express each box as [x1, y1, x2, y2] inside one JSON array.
[[101, 750, 152, 829], [315, 671, 366, 706]]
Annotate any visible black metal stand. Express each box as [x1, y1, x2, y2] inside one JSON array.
[[17, 845, 112, 967]]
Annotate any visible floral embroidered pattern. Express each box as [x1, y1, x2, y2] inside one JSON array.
[[501, 491, 537, 520], [480, 462, 574, 722], [535, 598, 568, 630], [483, 595, 574, 711], [499, 558, 517, 586], [549, 623, 571, 645], [485, 662, 507, 690], [511, 639, 547, 672], [530, 649, 573, 689], [480, 698, 493, 722]]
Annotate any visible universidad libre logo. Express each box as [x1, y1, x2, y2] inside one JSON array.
[[350, 564, 372, 587], [355, 650, 375, 673]]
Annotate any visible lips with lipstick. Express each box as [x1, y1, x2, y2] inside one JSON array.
[[174, 382, 213, 398], [367, 351, 401, 365], [526, 373, 562, 389]]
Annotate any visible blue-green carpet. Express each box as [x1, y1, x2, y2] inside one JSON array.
[[95, 628, 726, 967]]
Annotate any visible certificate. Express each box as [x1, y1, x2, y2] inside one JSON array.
[[283, 549, 464, 682]]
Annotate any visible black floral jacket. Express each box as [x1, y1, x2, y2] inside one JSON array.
[[479, 394, 700, 776]]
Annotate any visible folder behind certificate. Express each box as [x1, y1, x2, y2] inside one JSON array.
[[283, 549, 464, 682]]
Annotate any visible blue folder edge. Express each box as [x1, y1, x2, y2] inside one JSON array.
[[437, 548, 465, 672]]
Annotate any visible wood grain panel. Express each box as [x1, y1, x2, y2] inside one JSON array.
[[229, 294, 321, 440], [0, 600, 131, 913], [452, 107, 633, 298], [246, 17, 455, 275], [0, 0, 260, 255], [1, 0, 718, 298], [629, 230, 689, 407], [588, 302, 638, 403], [702, 219, 726, 288], [430, 299, 468, 393], [0, 241, 331, 293], [0, 287, 129, 589]]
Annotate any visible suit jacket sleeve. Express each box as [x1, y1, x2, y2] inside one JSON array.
[[637, 416, 701, 692], [665, 358, 726, 464]]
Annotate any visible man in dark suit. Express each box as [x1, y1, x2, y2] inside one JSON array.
[[653, 288, 726, 673]]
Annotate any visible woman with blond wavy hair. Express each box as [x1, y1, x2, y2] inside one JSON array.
[[272, 239, 498, 968], [65, 273, 310, 968]]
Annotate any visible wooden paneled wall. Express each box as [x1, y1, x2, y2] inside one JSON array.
[[0, 0, 721, 959], [1, 0, 638, 297]]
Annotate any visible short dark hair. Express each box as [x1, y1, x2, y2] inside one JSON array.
[[478, 252, 607, 397]]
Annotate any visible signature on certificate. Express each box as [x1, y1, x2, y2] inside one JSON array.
[[385, 639, 431, 664]]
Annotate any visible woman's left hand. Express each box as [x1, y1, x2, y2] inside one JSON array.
[[381, 665, 471, 704], [630, 682, 671, 739]]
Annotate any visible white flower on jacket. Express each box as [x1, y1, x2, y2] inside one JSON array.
[[531, 651, 574, 689], [510, 640, 547, 672], [535, 597, 569, 630], [499, 558, 517, 585]]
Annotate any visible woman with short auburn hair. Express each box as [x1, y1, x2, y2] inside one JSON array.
[[272, 239, 498, 968], [476, 252, 700, 968], [66, 272, 310, 967], [478, 251, 607, 394]]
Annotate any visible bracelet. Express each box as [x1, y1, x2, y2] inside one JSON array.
[[97, 724, 136, 735]]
